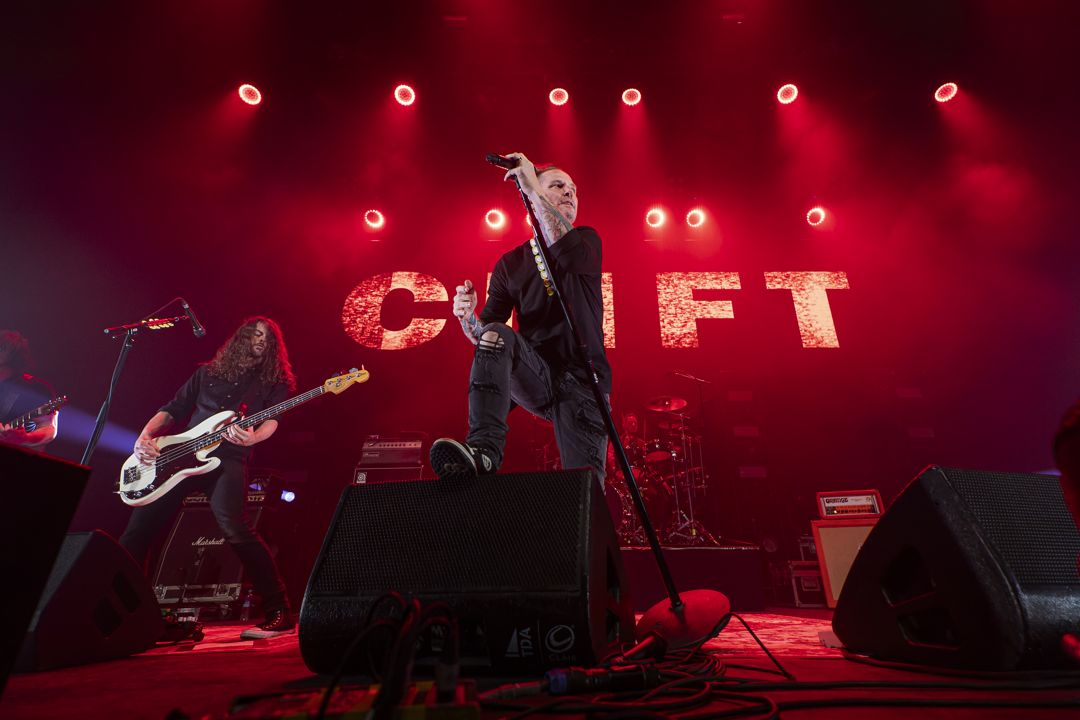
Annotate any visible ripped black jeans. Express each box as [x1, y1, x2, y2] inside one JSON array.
[[466, 322, 609, 484]]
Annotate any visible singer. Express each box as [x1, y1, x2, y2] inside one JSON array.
[[431, 152, 611, 482], [118, 316, 297, 639]]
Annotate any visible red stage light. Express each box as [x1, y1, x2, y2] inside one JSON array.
[[394, 84, 416, 106], [806, 207, 826, 226], [485, 209, 507, 230], [646, 207, 666, 228], [364, 209, 385, 229], [935, 82, 958, 103], [777, 84, 799, 105], [686, 208, 706, 228], [238, 84, 262, 105], [549, 88, 569, 106], [622, 88, 641, 106]]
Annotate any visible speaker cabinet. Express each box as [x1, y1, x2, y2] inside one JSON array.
[[299, 470, 634, 675], [811, 518, 877, 608], [16, 531, 163, 671], [833, 466, 1080, 670], [0, 446, 88, 690], [153, 506, 264, 606]]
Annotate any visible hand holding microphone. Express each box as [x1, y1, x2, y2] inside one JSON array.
[[486, 151, 540, 194]]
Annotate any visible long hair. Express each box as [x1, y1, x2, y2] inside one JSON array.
[[0, 330, 32, 374], [205, 316, 297, 392]]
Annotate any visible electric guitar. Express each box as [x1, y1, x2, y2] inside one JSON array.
[[118, 369, 369, 506], [4, 395, 68, 432]]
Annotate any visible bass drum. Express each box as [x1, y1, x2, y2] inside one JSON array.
[[604, 477, 634, 540], [638, 472, 675, 535]]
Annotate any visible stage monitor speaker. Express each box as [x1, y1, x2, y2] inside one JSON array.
[[0, 446, 88, 692], [16, 531, 163, 672], [833, 466, 1080, 670], [299, 469, 635, 676]]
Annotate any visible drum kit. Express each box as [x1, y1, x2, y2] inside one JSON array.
[[604, 395, 719, 547]]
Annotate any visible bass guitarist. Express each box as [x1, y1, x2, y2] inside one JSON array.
[[119, 316, 296, 639]]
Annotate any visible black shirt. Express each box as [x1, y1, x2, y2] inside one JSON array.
[[479, 226, 611, 393], [0, 374, 54, 425], [160, 365, 289, 460]]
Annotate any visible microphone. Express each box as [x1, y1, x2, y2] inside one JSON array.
[[179, 299, 207, 338], [485, 153, 519, 170]]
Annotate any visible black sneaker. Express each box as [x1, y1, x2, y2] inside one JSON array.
[[240, 608, 295, 640], [430, 438, 495, 481]]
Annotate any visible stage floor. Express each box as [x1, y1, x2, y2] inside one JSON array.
[[3, 608, 1078, 719]]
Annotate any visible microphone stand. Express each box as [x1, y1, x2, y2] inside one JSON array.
[[80, 314, 189, 466], [511, 177, 730, 647]]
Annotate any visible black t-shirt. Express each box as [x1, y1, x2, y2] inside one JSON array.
[[0, 374, 55, 425], [159, 365, 289, 460], [479, 226, 611, 393]]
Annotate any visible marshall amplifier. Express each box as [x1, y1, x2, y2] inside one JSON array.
[[152, 506, 264, 606]]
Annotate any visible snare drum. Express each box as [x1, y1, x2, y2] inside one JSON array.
[[645, 438, 674, 464]]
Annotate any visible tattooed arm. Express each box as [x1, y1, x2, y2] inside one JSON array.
[[502, 152, 578, 247]]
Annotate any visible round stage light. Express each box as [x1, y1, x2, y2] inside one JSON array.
[[777, 84, 799, 105], [549, 88, 569, 106], [646, 207, 666, 228], [935, 82, 958, 103], [485, 209, 507, 230], [281, 490, 296, 503], [238, 84, 262, 105], [686, 208, 706, 228], [622, 88, 642, 106], [364, 209, 385, 229], [806, 206, 826, 226], [394, 84, 416, 106]]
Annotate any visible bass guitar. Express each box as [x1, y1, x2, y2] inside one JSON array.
[[5, 395, 68, 432], [118, 368, 368, 506]]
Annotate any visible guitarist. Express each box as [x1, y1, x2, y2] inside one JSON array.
[[0, 329, 58, 450], [119, 316, 297, 639]]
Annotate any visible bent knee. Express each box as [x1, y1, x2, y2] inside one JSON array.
[[478, 322, 513, 350]]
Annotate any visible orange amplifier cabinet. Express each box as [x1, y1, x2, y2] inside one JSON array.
[[811, 517, 878, 608]]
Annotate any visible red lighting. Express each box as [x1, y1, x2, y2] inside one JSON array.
[[549, 88, 569, 106], [622, 88, 641, 106], [686, 208, 706, 228], [646, 207, 666, 228], [394, 85, 416, 106], [485, 209, 507, 230], [806, 207, 826, 226], [935, 82, 958, 103], [238, 84, 262, 105], [777, 84, 799, 105], [364, 209, 385, 229]]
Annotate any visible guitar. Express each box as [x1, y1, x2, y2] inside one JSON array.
[[4, 395, 68, 432], [118, 369, 368, 507]]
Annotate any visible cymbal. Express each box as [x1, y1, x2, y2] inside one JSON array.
[[645, 395, 687, 412]]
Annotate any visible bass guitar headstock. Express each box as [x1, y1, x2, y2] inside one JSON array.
[[323, 367, 370, 395]]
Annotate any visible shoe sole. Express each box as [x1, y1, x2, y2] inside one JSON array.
[[429, 439, 478, 481]]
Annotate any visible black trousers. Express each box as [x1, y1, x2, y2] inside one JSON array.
[[466, 322, 609, 481], [118, 458, 289, 613]]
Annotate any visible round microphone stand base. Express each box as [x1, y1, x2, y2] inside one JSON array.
[[635, 588, 732, 649]]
